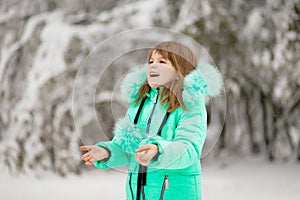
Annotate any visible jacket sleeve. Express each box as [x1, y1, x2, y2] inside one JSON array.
[[93, 104, 135, 169], [93, 140, 130, 169], [141, 101, 207, 169]]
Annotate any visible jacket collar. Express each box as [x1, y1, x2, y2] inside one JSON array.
[[145, 85, 162, 102]]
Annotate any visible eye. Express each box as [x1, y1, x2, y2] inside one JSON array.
[[149, 60, 153, 64], [160, 60, 166, 64]]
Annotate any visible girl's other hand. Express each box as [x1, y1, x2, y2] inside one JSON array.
[[135, 144, 158, 166], [80, 145, 109, 165]]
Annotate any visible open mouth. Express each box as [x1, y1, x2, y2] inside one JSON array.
[[150, 71, 160, 77]]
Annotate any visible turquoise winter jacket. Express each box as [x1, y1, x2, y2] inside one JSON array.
[[93, 64, 223, 200]]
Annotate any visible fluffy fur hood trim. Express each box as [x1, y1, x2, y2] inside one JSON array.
[[120, 64, 223, 108]]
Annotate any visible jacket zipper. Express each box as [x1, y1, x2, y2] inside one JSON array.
[[159, 174, 169, 200], [146, 87, 159, 135]]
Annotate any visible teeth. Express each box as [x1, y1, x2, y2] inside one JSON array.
[[150, 72, 159, 77]]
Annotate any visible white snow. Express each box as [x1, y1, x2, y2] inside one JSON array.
[[0, 156, 299, 200], [25, 12, 74, 107], [96, 0, 164, 28], [175, 0, 210, 30], [243, 8, 264, 41], [202, 156, 300, 200]]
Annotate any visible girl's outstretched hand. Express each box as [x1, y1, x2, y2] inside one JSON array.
[[135, 144, 158, 166], [80, 145, 109, 165]]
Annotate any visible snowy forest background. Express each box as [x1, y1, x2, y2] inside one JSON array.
[[0, 0, 300, 197]]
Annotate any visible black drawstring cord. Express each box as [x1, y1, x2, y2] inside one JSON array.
[[137, 164, 147, 200]]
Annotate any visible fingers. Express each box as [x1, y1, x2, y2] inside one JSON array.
[[85, 161, 94, 165], [81, 146, 98, 166], [81, 152, 96, 161], [81, 152, 90, 160], [80, 145, 92, 151], [135, 144, 159, 166], [136, 144, 152, 152], [135, 151, 155, 166], [81, 152, 96, 165], [135, 154, 148, 166]]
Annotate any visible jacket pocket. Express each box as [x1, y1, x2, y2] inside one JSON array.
[[159, 174, 169, 200]]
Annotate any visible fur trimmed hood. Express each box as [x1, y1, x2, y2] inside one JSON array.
[[110, 64, 223, 155], [120, 63, 223, 108]]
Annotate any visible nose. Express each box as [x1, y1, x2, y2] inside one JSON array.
[[149, 63, 157, 68]]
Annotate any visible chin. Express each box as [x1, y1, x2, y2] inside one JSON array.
[[148, 83, 160, 88]]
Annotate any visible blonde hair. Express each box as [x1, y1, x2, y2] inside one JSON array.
[[134, 41, 198, 112]]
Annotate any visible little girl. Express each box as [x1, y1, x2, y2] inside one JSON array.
[[80, 41, 222, 200]]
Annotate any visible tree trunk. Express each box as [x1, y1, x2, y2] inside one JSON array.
[[243, 88, 259, 154], [261, 94, 271, 159], [297, 136, 300, 161]]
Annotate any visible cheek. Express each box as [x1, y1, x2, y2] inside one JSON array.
[[146, 65, 151, 73], [161, 67, 177, 80]]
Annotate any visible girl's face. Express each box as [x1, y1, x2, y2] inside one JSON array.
[[147, 51, 178, 88]]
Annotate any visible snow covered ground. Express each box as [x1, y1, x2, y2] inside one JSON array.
[[202, 156, 300, 200], [0, 156, 299, 200]]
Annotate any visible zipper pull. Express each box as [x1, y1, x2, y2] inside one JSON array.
[[154, 93, 158, 104], [165, 175, 169, 189]]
